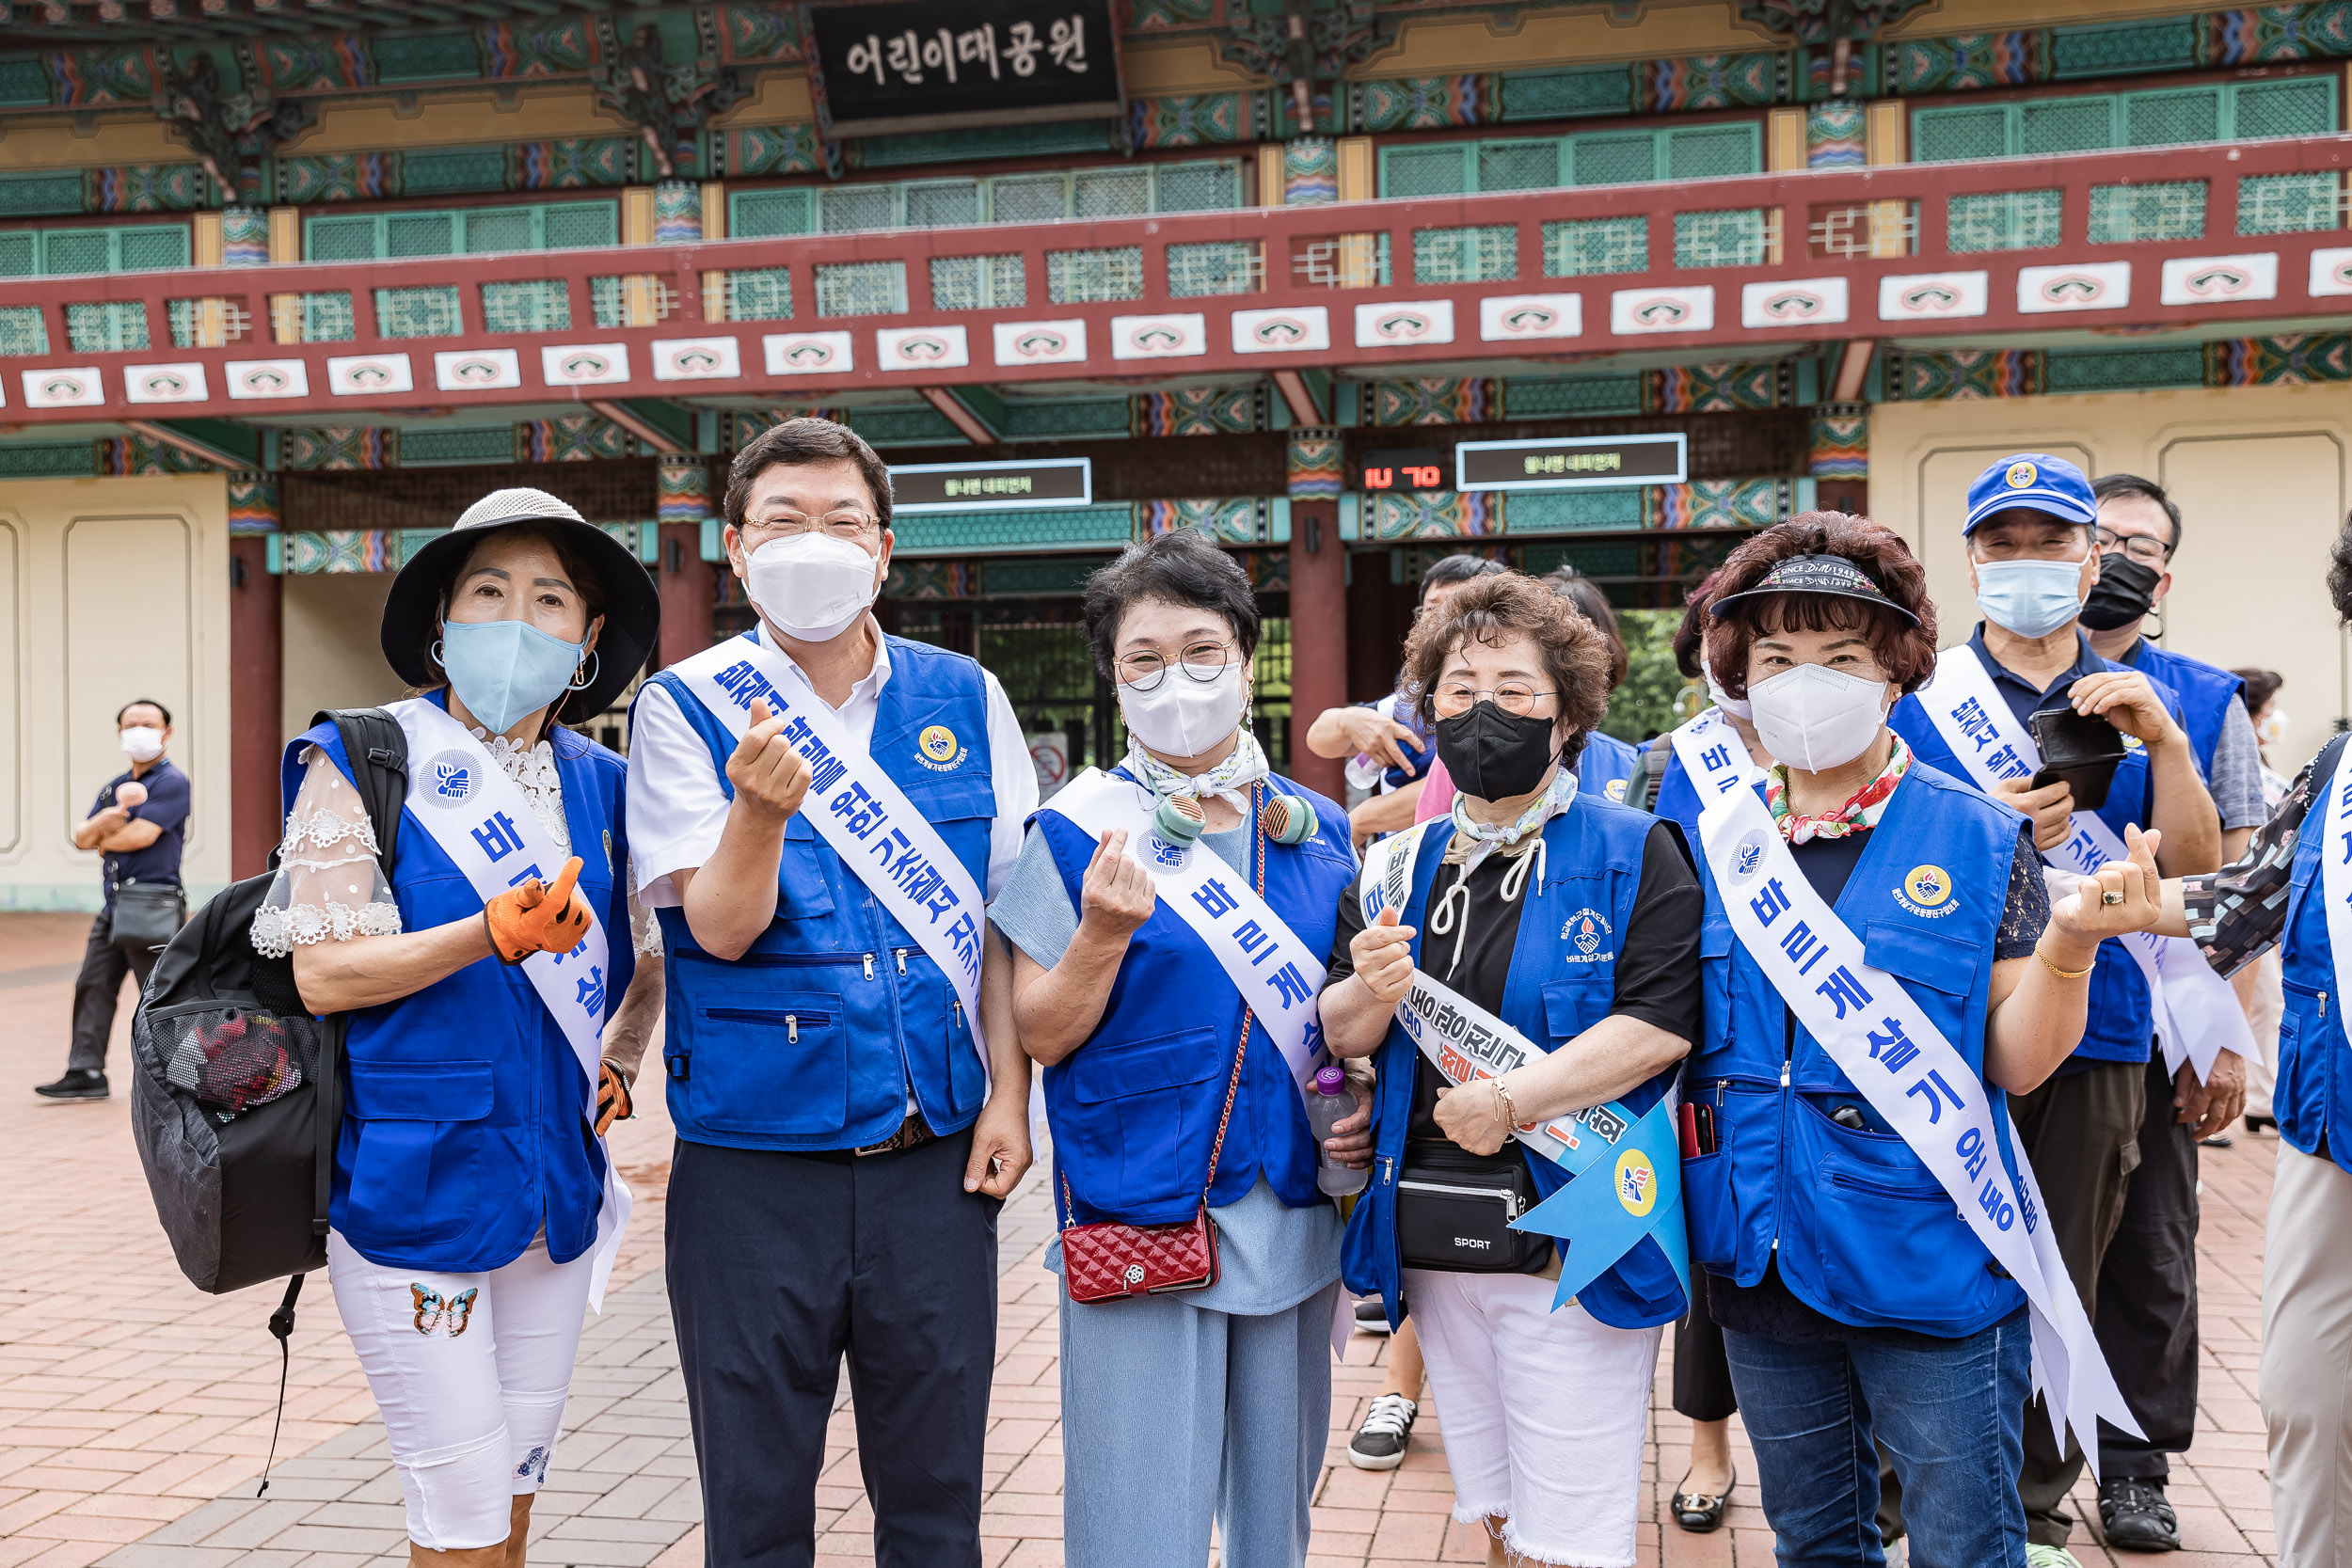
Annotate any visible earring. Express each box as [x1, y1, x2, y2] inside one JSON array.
[[567, 649, 601, 692], [429, 638, 444, 669]]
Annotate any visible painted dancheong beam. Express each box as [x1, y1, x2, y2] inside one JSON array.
[[6, 134, 2352, 424]]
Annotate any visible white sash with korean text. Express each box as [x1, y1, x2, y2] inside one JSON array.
[[390, 698, 630, 1311], [1665, 706, 1768, 816], [2319, 739, 2352, 1052], [1042, 768, 1329, 1098], [1697, 772, 2139, 1465], [1357, 822, 1645, 1172], [1916, 643, 2250, 1081], [665, 633, 991, 1081]]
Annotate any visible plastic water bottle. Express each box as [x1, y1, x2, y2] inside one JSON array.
[[1308, 1066, 1368, 1196]]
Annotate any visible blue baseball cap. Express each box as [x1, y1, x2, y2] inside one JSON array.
[[1963, 453, 2096, 533]]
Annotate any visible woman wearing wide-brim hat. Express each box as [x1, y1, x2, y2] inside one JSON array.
[[249, 487, 663, 1567]]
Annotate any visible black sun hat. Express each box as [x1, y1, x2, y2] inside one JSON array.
[[381, 487, 661, 724], [1707, 553, 1920, 626]]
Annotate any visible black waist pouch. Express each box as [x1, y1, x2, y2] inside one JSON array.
[[1395, 1141, 1554, 1275]]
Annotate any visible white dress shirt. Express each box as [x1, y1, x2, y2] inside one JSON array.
[[628, 617, 1038, 908]]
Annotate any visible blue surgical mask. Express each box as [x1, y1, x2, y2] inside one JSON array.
[[439, 618, 585, 736], [1974, 557, 2087, 639]]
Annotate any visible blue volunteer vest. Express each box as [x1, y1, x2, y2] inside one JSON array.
[[282, 696, 636, 1274], [1034, 771, 1356, 1227], [1578, 730, 1642, 804], [2268, 736, 2352, 1175], [1340, 798, 1691, 1332], [641, 632, 997, 1151], [1892, 655, 2185, 1067], [1650, 739, 1703, 840], [2121, 640, 2244, 784], [1684, 763, 2033, 1336]]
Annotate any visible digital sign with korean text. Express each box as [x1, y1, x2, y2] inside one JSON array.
[[1454, 434, 1689, 492], [805, 0, 1123, 137], [889, 457, 1094, 513], [1359, 448, 1448, 494]]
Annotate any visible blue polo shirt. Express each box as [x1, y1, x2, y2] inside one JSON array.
[[95, 758, 188, 905], [1966, 624, 2110, 732]]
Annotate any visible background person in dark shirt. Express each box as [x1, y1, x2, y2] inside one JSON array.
[[39, 699, 189, 1101]]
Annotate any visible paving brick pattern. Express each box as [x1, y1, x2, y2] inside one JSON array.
[[1, 913, 2281, 1566]]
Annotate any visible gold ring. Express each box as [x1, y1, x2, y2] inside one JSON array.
[[2102, 890, 2125, 906]]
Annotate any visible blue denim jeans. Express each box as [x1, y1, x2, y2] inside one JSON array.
[[1722, 1309, 2031, 1568]]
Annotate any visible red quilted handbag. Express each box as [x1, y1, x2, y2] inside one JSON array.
[[1059, 786, 1263, 1305], [1059, 1006, 1248, 1303]]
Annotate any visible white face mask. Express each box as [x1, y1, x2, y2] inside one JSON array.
[[1746, 663, 1890, 773], [1701, 649, 1752, 721], [744, 532, 881, 642], [119, 725, 165, 762], [1119, 661, 1248, 759], [2260, 709, 2291, 748]]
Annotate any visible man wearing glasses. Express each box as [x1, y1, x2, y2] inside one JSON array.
[[626, 419, 1037, 1567], [2076, 473, 2255, 1552]]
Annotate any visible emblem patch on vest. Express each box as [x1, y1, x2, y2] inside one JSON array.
[[915, 723, 966, 771], [1560, 907, 1616, 964], [421, 751, 480, 808], [1613, 1148, 1658, 1217], [1604, 777, 1629, 803], [1896, 863, 1959, 919]]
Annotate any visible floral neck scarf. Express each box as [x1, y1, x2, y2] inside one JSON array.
[[1120, 730, 1270, 811], [1766, 733, 1911, 845], [1445, 764, 1577, 875]]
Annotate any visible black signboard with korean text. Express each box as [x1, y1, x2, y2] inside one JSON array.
[[889, 457, 1094, 513], [803, 0, 1125, 138], [1454, 434, 1689, 491]]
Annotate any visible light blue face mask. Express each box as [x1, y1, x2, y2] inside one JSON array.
[[1974, 557, 2088, 640], [439, 618, 586, 736]]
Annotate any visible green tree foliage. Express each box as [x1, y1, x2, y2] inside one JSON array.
[[1600, 609, 1699, 743]]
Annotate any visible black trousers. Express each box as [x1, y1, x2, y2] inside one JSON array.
[[67, 908, 157, 1072], [667, 1130, 1001, 1568], [2095, 1052, 2201, 1481], [1673, 1263, 1738, 1423]]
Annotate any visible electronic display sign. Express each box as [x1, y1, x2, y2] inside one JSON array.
[[888, 456, 1093, 512], [1454, 434, 1689, 491], [1359, 447, 1447, 493]]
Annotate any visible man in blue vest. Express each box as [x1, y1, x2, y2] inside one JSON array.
[[1890, 452, 2223, 1568], [2079, 472, 2255, 1550], [626, 418, 1036, 1567]]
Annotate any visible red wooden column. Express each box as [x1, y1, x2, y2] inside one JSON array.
[[1285, 430, 1346, 800], [227, 475, 283, 879], [656, 459, 718, 669]]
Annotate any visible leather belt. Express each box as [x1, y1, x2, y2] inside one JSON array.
[[852, 1114, 936, 1158]]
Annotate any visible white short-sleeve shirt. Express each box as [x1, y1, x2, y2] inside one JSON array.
[[627, 618, 1037, 908]]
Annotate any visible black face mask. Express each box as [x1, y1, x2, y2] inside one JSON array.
[[2078, 553, 2163, 632], [1434, 700, 1559, 800]]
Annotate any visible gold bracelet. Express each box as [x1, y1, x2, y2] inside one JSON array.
[[1491, 1076, 1520, 1129], [2035, 944, 2095, 981]]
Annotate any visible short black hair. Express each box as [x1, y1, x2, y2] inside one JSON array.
[[2233, 667, 2283, 716], [117, 699, 170, 726], [723, 418, 894, 533], [1082, 530, 1260, 679], [1418, 552, 1507, 604], [2092, 471, 2183, 555], [2330, 514, 2352, 624]]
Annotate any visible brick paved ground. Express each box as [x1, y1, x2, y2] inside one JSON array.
[[0, 912, 2281, 1566]]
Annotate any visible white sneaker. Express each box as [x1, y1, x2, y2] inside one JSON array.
[[1346, 1392, 1417, 1470]]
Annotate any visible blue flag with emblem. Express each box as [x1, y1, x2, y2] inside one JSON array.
[[1511, 1096, 1691, 1312]]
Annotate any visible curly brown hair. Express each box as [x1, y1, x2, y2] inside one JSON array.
[[1402, 573, 1613, 772], [1701, 513, 1940, 700]]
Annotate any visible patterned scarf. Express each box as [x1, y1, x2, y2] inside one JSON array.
[[1766, 733, 1912, 845], [1121, 729, 1271, 811], [1444, 764, 1577, 876]]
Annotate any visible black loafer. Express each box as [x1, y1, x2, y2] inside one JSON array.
[[1672, 1469, 1733, 1533], [2099, 1476, 2180, 1552]]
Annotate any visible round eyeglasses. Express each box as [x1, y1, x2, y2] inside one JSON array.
[[1432, 681, 1556, 719], [1114, 641, 1240, 691]]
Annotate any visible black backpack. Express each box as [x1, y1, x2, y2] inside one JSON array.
[[126, 708, 405, 1491]]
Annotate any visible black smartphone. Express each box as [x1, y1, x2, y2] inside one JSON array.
[[2026, 705, 2129, 812]]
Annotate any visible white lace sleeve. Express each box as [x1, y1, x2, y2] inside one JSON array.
[[249, 747, 405, 958], [627, 859, 663, 958]]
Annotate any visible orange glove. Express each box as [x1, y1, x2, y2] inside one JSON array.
[[596, 1062, 633, 1136], [484, 856, 592, 964]]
